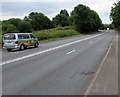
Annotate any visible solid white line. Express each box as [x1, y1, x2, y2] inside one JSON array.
[[66, 50, 76, 55], [84, 39, 113, 96], [1, 33, 105, 66]]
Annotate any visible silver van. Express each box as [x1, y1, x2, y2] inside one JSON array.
[[3, 33, 39, 52]]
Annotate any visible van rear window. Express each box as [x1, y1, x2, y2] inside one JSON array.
[[4, 34, 16, 40]]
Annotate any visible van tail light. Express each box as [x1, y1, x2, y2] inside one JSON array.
[[15, 41, 18, 44]]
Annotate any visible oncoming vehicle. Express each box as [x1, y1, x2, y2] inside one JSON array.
[[3, 33, 39, 52]]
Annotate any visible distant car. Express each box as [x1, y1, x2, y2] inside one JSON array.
[[107, 28, 109, 30], [3, 33, 39, 52]]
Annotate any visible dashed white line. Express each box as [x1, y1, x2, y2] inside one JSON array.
[[1, 33, 105, 66], [89, 41, 93, 44], [66, 50, 76, 55], [97, 38, 101, 40]]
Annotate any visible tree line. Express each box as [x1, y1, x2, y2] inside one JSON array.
[[110, 1, 120, 30], [2, 4, 103, 34]]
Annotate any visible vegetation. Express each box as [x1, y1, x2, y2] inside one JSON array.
[[52, 14, 69, 27], [0, 22, 1, 35], [24, 12, 54, 31], [101, 24, 115, 30], [70, 4, 102, 33], [60, 9, 69, 17], [33, 26, 80, 41], [18, 21, 32, 33], [52, 9, 69, 27], [2, 23, 18, 34], [2, 18, 32, 34], [1, 4, 103, 41], [110, 1, 120, 30]]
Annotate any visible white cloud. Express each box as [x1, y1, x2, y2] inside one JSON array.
[[83, 0, 115, 24], [0, 15, 24, 20], [1, 11, 29, 20]]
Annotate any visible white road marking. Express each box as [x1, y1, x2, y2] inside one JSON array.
[[1, 33, 105, 66], [66, 50, 76, 55], [89, 41, 93, 44], [84, 39, 113, 96], [14, 52, 20, 53]]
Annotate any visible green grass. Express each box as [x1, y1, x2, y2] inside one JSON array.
[[32, 26, 81, 41]]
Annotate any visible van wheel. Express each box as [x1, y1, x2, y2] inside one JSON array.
[[34, 42, 38, 48], [7, 49, 12, 52], [19, 44, 25, 51]]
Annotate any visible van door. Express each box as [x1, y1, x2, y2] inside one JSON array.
[[29, 34, 36, 46], [18, 34, 30, 46]]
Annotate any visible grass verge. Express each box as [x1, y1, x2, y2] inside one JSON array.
[[32, 26, 82, 42]]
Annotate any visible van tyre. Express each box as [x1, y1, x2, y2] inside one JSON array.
[[34, 42, 38, 48], [19, 44, 25, 51], [7, 49, 12, 52]]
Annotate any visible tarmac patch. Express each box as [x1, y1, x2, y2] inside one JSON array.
[[80, 71, 94, 76]]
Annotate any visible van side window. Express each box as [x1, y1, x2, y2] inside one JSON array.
[[18, 34, 30, 39], [30, 34, 36, 39]]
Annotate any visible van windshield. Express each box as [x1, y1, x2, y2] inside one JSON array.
[[4, 34, 16, 40]]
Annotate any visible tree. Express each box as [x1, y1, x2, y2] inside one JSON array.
[[2, 18, 22, 34], [70, 4, 102, 33], [110, 1, 120, 30], [2, 18, 33, 34], [60, 9, 69, 17], [102, 24, 115, 30], [90, 10, 102, 31], [52, 9, 70, 27], [7, 18, 22, 28], [24, 12, 54, 31], [0, 21, 2, 34], [18, 21, 32, 33], [109, 23, 115, 29], [2, 23, 18, 34], [53, 14, 69, 27]]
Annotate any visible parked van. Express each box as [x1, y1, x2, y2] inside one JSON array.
[[3, 33, 39, 52]]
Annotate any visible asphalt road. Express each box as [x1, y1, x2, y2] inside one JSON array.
[[2, 30, 116, 95]]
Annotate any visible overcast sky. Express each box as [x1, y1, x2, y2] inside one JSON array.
[[0, 0, 117, 24]]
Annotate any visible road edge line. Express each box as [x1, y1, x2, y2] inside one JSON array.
[[84, 34, 114, 96]]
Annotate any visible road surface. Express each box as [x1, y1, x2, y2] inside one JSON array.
[[2, 30, 116, 95]]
